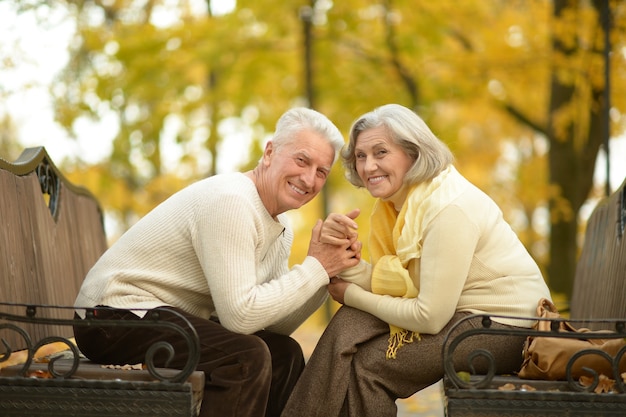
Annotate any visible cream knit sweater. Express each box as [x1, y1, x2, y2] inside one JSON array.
[[74, 173, 330, 335], [339, 170, 552, 334]]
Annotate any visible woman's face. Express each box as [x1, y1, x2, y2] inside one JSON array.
[[354, 126, 414, 200]]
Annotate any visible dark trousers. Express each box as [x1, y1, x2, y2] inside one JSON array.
[[73, 307, 304, 417]]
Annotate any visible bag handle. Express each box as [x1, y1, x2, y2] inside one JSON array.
[[537, 298, 559, 317], [534, 297, 580, 332]]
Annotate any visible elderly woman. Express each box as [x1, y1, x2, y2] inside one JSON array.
[[281, 104, 552, 417]]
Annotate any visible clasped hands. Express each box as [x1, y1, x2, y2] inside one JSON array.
[[319, 209, 362, 304]]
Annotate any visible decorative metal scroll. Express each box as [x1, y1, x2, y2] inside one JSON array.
[[0, 302, 200, 384], [35, 159, 60, 217], [443, 314, 626, 393]]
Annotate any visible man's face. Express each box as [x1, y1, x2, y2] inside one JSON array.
[[262, 130, 335, 216]]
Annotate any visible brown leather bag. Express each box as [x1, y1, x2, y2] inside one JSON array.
[[518, 298, 626, 380]]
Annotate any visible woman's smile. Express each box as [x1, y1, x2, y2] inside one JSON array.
[[355, 126, 414, 201]]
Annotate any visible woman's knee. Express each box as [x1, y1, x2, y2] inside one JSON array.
[[326, 306, 387, 344], [351, 337, 388, 374]]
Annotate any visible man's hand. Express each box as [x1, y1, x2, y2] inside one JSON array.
[[308, 220, 361, 278]]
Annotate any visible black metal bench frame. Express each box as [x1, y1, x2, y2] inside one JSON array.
[[0, 147, 204, 417], [0, 303, 203, 417], [0, 302, 203, 417], [443, 314, 626, 416], [441, 180, 626, 417]]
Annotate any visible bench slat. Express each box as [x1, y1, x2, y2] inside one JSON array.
[[571, 176, 626, 324], [1, 148, 108, 349], [1, 147, 204, 416]]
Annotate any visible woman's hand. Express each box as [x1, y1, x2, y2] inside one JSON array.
[[328, 277, 351, 304], [320, 209, 360, 245]]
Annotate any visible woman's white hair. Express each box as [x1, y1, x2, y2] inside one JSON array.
[[342, 104, 454, 187]]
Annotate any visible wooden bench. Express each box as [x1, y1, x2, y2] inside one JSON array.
[[441, 176, 626, 416], [0, 147, 204, 417]]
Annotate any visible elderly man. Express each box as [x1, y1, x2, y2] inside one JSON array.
[[73, 107, 361, 417]]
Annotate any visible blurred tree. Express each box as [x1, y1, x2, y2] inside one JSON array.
[[322, 0, 626, 302], [8, 0, 625, 303], [493, 0, 625, 299], [543, 0, 616, 298], [52, 0, 310, 229], [317, 0, 554, 270], [0, 115, 22, 161]]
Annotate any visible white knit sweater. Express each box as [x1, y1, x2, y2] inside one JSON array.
[[74, 173, 330, 335], [340, 171, 552, 334]]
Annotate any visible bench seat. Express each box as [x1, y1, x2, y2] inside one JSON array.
[[442, 176, 626, 417], [0, 147, 205, 416], [0, 358, 205, 417]]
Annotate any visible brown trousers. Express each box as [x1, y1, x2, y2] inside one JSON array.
[[73, 306, 304, 417], [281, 306, 525, 417]]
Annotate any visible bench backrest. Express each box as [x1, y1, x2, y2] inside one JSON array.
[[0, 147, 108, 348], [570, 176, 626, 324]]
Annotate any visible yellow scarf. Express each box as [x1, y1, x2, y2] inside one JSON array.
[[369, 166, 467, 359]]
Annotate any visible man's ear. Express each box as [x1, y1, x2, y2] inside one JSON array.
[[262, 141, 274, 166]]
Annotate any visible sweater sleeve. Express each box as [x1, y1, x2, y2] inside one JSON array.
[[344, 205, 478, 334], [337, 260, 372, 291], [195, 189, 330, 335], [266, 275, 329, 335]]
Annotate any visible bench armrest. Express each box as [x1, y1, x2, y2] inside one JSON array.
[[0, 302, 200, 383], [442, 313, 626, 393]]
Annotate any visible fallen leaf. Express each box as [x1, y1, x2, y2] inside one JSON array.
[[101, 363, 144, 371], [579, 374, 615, 393], [498, 383, 516, 391], [455, 371, 471, 383], [27, 369, 53, 379]]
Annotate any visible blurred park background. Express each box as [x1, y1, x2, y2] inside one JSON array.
[[1, 1, 625, 413]]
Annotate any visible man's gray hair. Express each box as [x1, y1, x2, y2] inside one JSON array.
[[273, 107, 345, 164]]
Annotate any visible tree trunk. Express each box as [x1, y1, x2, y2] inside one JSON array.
[[547, 0, 606, 299]]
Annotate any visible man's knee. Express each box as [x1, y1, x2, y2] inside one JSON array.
[[261, 333, 303, 363], [234, 334, 272, 379]]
